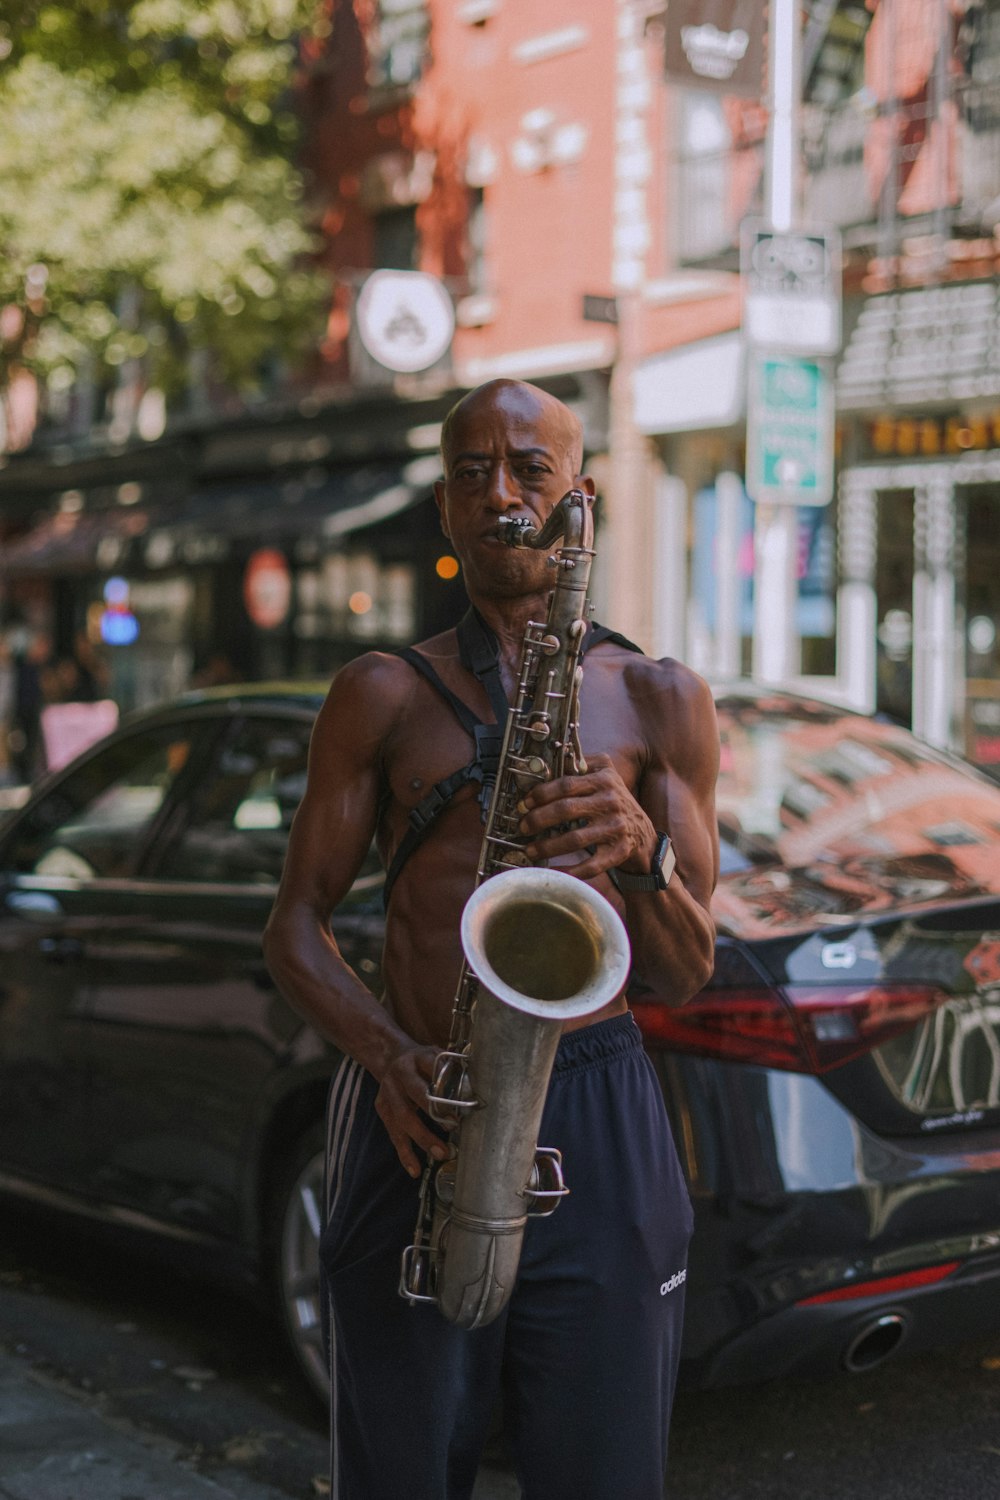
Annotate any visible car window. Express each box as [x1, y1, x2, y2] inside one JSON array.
[[714, 694, 1000, 937], [5, 726, 196, 880], [155, 717, 313, 886]]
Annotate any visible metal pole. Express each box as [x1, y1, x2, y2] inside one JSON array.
[[752, 0, 802, 685], [766, 0, 801, 234]]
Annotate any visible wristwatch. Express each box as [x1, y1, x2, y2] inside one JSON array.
[[608, 831, 675, 894]]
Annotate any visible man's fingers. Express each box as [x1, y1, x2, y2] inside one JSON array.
[[525, 767, 613, 809], [386, 1113, 448, 1177], [376, 1066, 450, 1178], [395, 1135, 423, 1179]]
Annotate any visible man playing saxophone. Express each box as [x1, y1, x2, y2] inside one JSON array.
[[264, 378, 720, 1500]]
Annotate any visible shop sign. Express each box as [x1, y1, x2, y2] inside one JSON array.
[[746, 353, 835, 506], [741, 221, 842, 355], [663, 0, 764, 98], [355, 271, 455, 374], [864, 409, 1000, 461], [243, 549, 292, 630]]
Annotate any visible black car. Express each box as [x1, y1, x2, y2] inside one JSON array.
[[2, 683, 1000, 1403]]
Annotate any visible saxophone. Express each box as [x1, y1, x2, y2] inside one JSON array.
[[399, 489, 631, 1329]]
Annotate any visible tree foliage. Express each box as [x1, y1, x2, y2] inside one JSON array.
[[0, 1, 331, 409]]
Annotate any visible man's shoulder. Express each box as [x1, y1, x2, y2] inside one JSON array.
[[331, 648, 415, 695], [323, 631, 464, 718], [590, 638, 712, 700], [318, 649, 422, 739]]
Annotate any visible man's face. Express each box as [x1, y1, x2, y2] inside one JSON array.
[[434, 385, 589, 600]]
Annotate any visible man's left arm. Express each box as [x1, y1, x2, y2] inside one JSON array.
[[518, 665, 719, 1005]]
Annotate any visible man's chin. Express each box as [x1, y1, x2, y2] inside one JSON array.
[[466, 557, 548, 601]]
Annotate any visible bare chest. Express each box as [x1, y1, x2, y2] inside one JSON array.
[[381, 661, 647, 845]]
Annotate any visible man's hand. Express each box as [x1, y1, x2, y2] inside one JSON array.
[[375, 1043, 452, 1178], [518, 753, 657, 882]]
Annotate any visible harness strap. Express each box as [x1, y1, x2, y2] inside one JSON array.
[[384, 642, 501, 910], [395, 646, 483, 737], [383, 617, 643, 908], [456, 607, 510, 728], [585, 623, 644, 656]]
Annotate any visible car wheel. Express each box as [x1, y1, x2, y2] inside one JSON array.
[[270, 1123, 330, 1407]]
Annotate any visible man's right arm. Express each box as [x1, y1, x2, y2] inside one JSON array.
[[262, 655, 448, 1177]]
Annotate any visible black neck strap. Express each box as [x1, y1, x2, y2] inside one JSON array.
[[456, 607, 510, 726]]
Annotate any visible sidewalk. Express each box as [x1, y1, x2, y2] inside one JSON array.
[[0, 1347, 520, 1500], [0, 1348, 292, 1500]]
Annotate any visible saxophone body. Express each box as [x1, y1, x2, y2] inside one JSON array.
[[399, 490, 631, 1329]]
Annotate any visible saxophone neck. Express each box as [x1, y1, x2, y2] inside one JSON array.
[[497, 489, 593, 553]]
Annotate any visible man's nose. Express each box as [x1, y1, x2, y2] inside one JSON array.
[[484, 463, 520, 511]]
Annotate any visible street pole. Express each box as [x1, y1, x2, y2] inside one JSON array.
[[603, 0, 656, 654], [751, 0, 802, 685]]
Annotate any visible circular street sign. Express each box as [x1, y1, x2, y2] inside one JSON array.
[[244, 548, 292, 630], [355, 270, 455, 373]]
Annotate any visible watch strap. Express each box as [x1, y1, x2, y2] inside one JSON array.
[[608, 832, 675, 893]]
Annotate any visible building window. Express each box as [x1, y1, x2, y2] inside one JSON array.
[[373, 206, 418, 270], [675, 91, 732, 262], [368, 0, 429, 92], [467, 188, 488, 293]]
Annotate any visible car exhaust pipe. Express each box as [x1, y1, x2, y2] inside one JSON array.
[[842, 1312, 909, 1373]]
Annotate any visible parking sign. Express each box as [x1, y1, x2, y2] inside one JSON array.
[[741, 221, 841, 355], [746, 352, 834, 506]]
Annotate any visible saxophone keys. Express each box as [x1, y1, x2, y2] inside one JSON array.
[[523, 1147, 570, 1217], [428, 1050, 479, 1124], [399, 1244, 438, 1304]]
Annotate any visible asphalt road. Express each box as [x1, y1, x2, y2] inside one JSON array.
[[2, 1200, 1000, 1499]]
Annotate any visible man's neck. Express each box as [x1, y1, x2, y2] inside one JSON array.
[[465, 592, 549, 670]]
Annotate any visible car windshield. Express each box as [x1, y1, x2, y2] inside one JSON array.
[[713, 693, 1000, 939]]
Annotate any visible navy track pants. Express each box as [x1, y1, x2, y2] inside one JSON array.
[[320, 1012, 693, 1500]]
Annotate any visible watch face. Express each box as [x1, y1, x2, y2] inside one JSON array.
[[655, 834, 675, 887]]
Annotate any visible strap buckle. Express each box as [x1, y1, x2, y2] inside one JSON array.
[[407, 785, 452, 835]]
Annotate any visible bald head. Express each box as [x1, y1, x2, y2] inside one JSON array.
[[441, 380, 584, 476]]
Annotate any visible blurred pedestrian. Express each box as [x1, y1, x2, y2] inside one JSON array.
[[9, 628, 52, 783], [0, 634, 15, 787]]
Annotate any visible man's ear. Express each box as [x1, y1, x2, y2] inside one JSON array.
[[576, 473, 597, 498], [433, 478, 451, 539]]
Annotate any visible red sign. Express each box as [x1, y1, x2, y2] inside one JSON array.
[[243, 549, 291, 630]]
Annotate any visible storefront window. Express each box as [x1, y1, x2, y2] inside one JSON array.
[[675, 92, 731, 262], [289, 549, 416, 670], [94, 574, 194, 715], [689, 480, 836, 679]]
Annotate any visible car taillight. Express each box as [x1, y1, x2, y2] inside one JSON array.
[[634, 982, 950, 1073], [795, 1261, 961, 1306]]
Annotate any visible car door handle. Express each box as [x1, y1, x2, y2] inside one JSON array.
[[6, 890, 66, 922], [38, 935, 84, 963]]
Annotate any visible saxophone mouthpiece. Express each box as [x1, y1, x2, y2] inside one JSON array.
[[496, 517, 537, 548]]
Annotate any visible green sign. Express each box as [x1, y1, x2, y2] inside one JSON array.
[[746, 353, 834, 506]]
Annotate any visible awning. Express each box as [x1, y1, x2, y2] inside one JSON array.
[[632, 331, 745, 435], [0, 455, 440, 577], [0, 507, 153, 576]]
